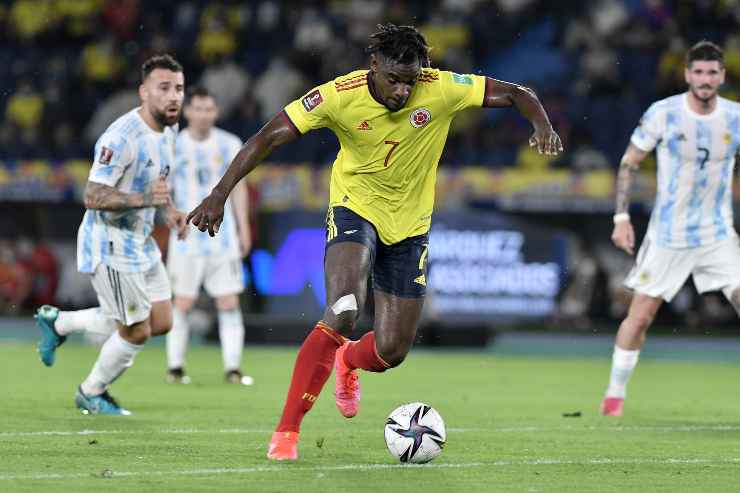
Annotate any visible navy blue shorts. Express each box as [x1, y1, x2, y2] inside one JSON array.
[[325, 206, 428, 298]]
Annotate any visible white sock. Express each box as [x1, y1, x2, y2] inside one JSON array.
[[56, 307, 117, 337], [80, 331, 143, 396], [218, 308, 244, 372], [606, 345, 640, 398], [166, 308, 189, 370]]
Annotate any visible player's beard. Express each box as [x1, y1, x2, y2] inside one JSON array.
[[153, 107, 180, 127], [690, 84, 716, 103]]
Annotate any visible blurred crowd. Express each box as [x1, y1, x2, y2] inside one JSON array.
[[5, 0, 740, 325], [2, 0, 740, 169], [0, 238, 59, 315]]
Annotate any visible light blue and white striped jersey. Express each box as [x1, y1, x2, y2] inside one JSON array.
[[77, 107, 177, 273], [169, 127, 243, 258], [632, 93, 740, 249]]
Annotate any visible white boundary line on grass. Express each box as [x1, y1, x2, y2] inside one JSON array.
[[3, 424, 740, 439], [3, 458, 740, 481]]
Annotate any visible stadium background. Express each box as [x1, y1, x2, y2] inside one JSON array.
[[2, 0, 740, 345]]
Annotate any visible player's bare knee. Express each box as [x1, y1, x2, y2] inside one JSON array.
[[154, 309, 173, 333], [150, 319, 172, 336], [377, 345, 407, 368], [120, 322, 150, 345], [174, 296, 195, 313], [626, 312, 654, 332], [215, 295, 239, 311], [150, 300, 174, 336], [375, 337, 409, 368]]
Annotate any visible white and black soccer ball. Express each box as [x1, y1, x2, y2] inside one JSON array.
[[384, 402, 446, 463]]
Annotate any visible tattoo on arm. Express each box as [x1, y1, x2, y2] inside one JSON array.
[[84, 181, 147, 211], [615, 160, 639, 214]]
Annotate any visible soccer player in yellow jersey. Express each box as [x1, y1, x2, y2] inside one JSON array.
[[188, 24, 563, 460]]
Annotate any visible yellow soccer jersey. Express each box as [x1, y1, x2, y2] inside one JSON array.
[[284, 68, 486, 245]]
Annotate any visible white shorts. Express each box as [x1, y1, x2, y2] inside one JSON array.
[[167, 253, 244, 299], [90, 260, 172, 326], [624, 235, 740, 302]]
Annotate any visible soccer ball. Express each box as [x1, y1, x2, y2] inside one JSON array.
[[384, 402, 446, 463]]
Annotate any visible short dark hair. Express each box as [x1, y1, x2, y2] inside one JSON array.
[[366, 23, 430, 68], [141, 54, 183, 82], [686, 40, 723, 66], [185, 85, 212, 105]]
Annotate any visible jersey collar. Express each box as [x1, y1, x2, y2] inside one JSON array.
[[682, 92, 721, 120]]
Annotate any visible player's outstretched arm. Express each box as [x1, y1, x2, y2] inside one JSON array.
[[231, 178, 251, 256], [611, 143, 649, 255], [84, 179, 170, 211], [483, 78, 563, 156], [187, 113, 298, 236]]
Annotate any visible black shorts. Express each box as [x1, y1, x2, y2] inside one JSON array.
[[325, 206, 428, 298]]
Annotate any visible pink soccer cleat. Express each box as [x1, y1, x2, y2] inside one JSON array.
[[600, 396, 624, 417], [267, 431, 299, 461], [334, 343, 361, 418]]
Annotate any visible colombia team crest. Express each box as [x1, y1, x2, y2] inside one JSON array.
[[409, 108, 431, 128]]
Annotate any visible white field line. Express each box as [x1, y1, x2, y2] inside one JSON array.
[[3, 424, 740, 439], [2, 458, 740, 481]]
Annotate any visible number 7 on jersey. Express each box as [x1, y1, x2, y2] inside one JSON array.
[[384, 140, 400, 167]]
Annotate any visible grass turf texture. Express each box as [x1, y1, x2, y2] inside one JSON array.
[[1, 341, 740, 492]]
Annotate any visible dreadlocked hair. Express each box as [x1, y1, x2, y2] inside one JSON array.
[[366, 23, 431, 67]]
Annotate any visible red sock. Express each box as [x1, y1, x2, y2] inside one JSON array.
[[343, 331, 391, 372], [275, 321, 345, 433]]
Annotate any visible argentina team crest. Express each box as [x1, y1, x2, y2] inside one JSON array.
[[409, 108, 431, 128]]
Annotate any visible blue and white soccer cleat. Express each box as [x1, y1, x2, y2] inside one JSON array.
[[75, 386, 131, 416], [35, 305, 66, 367]]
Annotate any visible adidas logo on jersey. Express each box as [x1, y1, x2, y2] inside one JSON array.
[[357, 120, 372, 130], [146, 159, 155, 168], [413, 274, 426, 286]]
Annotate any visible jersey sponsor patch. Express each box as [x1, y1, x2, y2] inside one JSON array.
[[99, 146, 113, 165], [302, 89, 324, 112], [409, 108, 431, 128], [452, 73, 473, 85]]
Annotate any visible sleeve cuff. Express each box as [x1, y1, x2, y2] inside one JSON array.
[[630, 137, 653, 153], [87, 176, 117, 187], [280, 110, 302, 136]]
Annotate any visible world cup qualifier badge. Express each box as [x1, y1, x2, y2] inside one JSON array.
[[409, 108, 431, 128], [302, 89, 324, 112], [98, 146, 113, 165]]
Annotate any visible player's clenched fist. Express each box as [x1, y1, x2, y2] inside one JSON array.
[[611, 220, 635, 256], [148, 178, 171, 207], [187, 190, 226, 237]]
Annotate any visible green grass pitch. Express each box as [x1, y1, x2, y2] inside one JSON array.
[[1, 340, 740, 492]]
